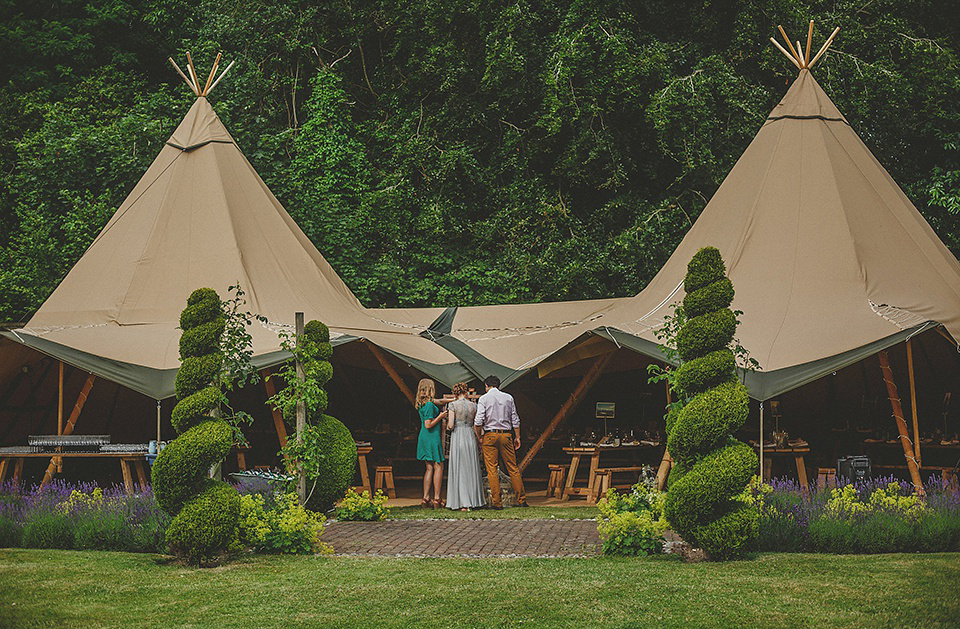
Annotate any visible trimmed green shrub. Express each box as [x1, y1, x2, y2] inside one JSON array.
[[683, 277, 734, 318], [153, 287, 239, 564], [304, 415, 357, 512], [675, 308, 737, 361], [664, 247, 757, 560], [303, 320, 330, 342], [165, 480, 240, 563], [152, 420, 233, 515], [170, 386, 222, 433], [667, 381, 749, 460], [674, 348, 735, 394], [173, 354, 223, 400], [683, 247, 726, 293]]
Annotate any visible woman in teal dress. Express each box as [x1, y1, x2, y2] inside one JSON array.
[[416, 378, 447, 508]]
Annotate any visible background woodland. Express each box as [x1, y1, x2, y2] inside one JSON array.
[[0, 0, 958, 322]]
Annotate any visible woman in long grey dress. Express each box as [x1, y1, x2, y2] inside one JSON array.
[[445, 382, 486, 510]]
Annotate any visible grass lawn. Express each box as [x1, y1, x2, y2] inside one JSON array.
[[385, 505, 598, 520], [1, 550, 958, 628]]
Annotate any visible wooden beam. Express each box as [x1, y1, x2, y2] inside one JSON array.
[[41, 373, 96, 487], [936, 325, 957, 346], [518, 352, 613, 473], [365, 341, 416, 407], [877, 351, 924, 494], [770, 37, 802, 69], [906, 339, 921, 467], [656, 379, 673, 491], [261, 369, 288, 448], [804, 20, 815, 66]]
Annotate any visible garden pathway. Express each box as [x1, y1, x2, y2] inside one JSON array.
[[323, 519, 601, 557]]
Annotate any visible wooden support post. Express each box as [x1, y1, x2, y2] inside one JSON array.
[[295, 312, 307, 504], [261, 369, 288, 448], [656, 379, 673, 490], [877, 351, 924, 494], [365, 340, 416, 407], [41, 373, 96, 487], [56, 361, 64, 473], [906, 339, 921, 467], [518, 352, 613, 472]]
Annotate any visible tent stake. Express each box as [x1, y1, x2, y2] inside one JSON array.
[[877, 351, 924, 494], [518, 352, 613, 473]]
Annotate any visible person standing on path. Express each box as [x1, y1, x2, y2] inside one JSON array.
[[415, 378, 447, 508], [474, 375, 528, 509], [445, 382, 486, 511]]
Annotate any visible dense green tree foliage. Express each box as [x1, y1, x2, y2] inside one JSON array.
[[1, 1, 958, 320]]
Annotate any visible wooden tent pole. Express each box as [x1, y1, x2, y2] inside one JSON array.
[[41, 373, 96, 487], [295, 313, 307, 503], [365, 341, 416, 407], [261, 368, 288, 448], [518, 352, 613, 473], [656, 379, 673, 490], [906, 339, 921, 467], [809, 26, 840, 69], [57, 361, 64, 435], [877, 351, 924, 494], [770, 38, 802, 69], [804, 20, 814, 66], [936, 325, 956, 345]]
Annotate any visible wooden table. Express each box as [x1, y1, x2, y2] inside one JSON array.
[[755, 446, 810, 491], [354, 444, 373, 495], [0, 452, 149, 495], [561, 444, 662, 504]]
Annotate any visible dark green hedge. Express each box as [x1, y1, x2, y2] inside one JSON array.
[[303, 320, 330, 343]]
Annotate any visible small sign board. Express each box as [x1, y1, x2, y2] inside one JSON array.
[[595, 402, 615, 419]]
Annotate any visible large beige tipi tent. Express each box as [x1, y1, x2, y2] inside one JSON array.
[[0, 58, 470, 404], [397, 28, 960, 403]]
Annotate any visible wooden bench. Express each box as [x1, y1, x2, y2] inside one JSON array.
[[0, 452, 148, 495]]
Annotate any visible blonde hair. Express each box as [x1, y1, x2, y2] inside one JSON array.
[[415, 378, 436, 408], [452, 382, 469, 397]]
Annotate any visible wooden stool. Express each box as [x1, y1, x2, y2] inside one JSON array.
[[817, 467, 836, 490], [547, 464, 568, 498], [588, 470, 612, 505], [374, 465, 396, 498]]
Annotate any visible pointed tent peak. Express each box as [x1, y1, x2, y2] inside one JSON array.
[[769, 21, 839, 70], [165, 96, 236, 151], [766, 69, 846, 122], [168, 52, 235, 97]]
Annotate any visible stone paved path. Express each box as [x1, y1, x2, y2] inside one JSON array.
[[323, 519, 601, 557]]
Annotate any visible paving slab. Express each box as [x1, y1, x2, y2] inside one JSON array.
[[324, 519, 601, 558]]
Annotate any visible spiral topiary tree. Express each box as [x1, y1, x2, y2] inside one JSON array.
[[663, 247, 757, 560], [276, 320, 356, 512], [152, 288, 239, 563]]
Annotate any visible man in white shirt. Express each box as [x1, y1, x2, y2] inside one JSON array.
[[474, 375, 528, 509]]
